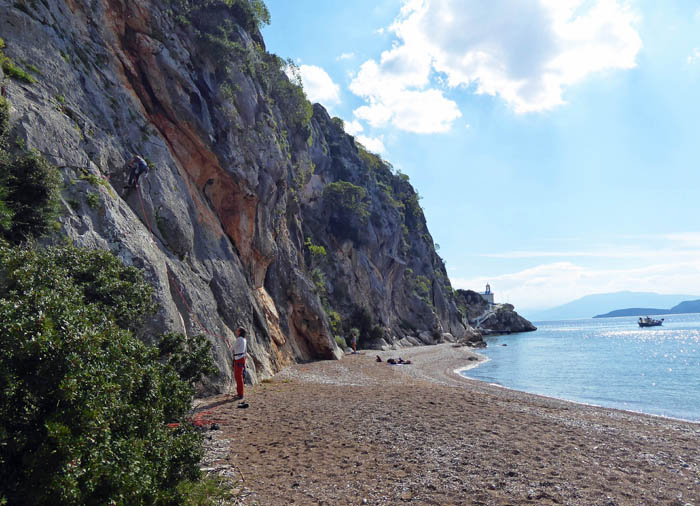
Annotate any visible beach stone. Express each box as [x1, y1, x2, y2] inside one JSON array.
[[406, 336, 422, 346], [418, 330, 435, 343]]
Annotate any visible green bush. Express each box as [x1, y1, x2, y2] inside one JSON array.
[[0, 38, 37, 84], [170, 0, 270, 33], [0, 96, 9, 149], [310, 267, 327, 297], [0, 184, 12, 232], [304, 236, 326, 264], [0, 149, 62, 243], [177, 475, 239, 505], [0, 98, 13, 230], [327, 309, 342, 337], [0, 244, 212, 505], [323, 181, 369, 220], [334, 335, 347, 349], [265, 56, 312, 132], [322, 181, 370, 242], [47, 245, 157, 332], [0, 98, 62, 244], [157, 332, 218, 387], [331, 117, 344, 131], [86, 191, 101, 209], [404, 268, 432, 305]]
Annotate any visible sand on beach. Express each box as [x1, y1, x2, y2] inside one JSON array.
[[196, 344, 700, 505]]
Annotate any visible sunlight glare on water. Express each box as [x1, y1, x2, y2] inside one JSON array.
[[463, 313, 700, 421]]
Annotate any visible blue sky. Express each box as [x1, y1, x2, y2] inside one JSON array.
[[261, 0, 700, 314]]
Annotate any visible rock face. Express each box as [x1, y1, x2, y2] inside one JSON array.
[[455, 290, 536, 335], [0, 0, 483, 392]]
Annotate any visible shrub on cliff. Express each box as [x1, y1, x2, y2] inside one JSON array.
[[322, 181, 370, 242], [0, 150, 61, 243], [169, 0, 270, 33], [0, 96, 9, 148], [0, 97, 62, 244], [0, 244, 214, 505]]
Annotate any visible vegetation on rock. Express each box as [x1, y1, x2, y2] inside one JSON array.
[[0, 97, 219, 505], [322, 180, 370, 241], [0, 97, 62, 244], [0, 38, 37, 84]]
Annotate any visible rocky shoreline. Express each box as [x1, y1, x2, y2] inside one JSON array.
[[196, 344, 700, 505]]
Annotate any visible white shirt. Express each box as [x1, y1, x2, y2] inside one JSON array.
[[233, 336, 247, 359]]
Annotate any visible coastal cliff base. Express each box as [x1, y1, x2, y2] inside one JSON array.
[[195, 344, 699, 505]]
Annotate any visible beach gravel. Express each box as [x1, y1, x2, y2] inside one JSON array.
[[195, 344, 700, 505]]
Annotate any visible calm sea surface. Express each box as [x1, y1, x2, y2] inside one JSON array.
[[462, 313, 700, 422]]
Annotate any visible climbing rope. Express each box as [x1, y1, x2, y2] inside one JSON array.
[[40, 146, 233, 350], [135, 184, 231, 347]]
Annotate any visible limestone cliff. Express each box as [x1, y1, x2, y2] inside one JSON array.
[[0, 0, 482, 392]]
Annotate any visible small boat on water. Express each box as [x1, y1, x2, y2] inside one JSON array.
[[638, 316, 664, 327]]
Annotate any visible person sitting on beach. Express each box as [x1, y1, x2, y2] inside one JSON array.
[[376, 355, 382, 362], [386, 357, 411, 365]]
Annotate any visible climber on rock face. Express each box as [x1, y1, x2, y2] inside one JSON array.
[[125, 155, 149, 188]]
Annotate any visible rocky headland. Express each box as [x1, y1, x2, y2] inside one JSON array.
[[456, 289, 536, 336]]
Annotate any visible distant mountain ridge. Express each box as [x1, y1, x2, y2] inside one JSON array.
[[526, 292, 700, 321], [594, 299, 700, 318]]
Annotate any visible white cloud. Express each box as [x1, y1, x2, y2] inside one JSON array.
[[687, 48, 700, 64], [337, 52, 355, 61], [354, 88, 461, 133], [480, 247, 700, 260], [344, 120, 364, 136], [350, 0, 642, 124], [297, 65, 341, 105], [349, 37, 461, 133], [664, 232, 700, 248], [455, 233, 700, 311], [452, 260, 700, 312], [355, 135, 386, 153]]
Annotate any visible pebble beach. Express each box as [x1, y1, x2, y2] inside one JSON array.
[[197, 344, 700, 505]]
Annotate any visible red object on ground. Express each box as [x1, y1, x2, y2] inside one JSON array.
[[234, 357, 246, 398]]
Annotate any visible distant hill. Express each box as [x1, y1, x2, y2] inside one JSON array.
[[594, 299, 700, 318], [593, 308, 670, 318], [669, 299, 700, 314], [527, 292, 699, 321]]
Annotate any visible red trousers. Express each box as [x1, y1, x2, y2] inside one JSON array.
[[234, 357, 246, 397]]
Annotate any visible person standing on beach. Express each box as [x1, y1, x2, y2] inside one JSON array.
[[350, 327, 359, 354], [232, 327, 247, 400]]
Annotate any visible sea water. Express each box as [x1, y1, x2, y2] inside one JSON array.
[[462, 313, 700, 422]]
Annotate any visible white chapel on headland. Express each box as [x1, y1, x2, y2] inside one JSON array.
[[480, 283, 494, 305]]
